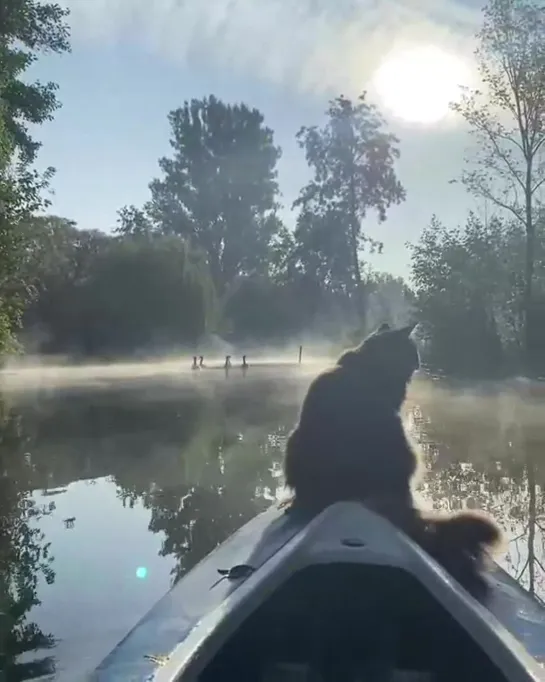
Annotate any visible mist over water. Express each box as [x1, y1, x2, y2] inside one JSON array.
[[0, 349, 331, 392], [3, 0, 545, 678], [1, 358, 544, 680]]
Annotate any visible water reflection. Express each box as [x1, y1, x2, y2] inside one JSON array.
[[0, 400, 56, 681], [0, 374, 543, 678], [407, 379, 545, 601], [111, 380, 294, 583]]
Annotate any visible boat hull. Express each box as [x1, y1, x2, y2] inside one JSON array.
[[88, 502, 545, 681]]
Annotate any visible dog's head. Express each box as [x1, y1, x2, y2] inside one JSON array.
[[338, 322, 420, 409]]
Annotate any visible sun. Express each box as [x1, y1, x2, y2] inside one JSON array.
[[372, 46, 472, 125]]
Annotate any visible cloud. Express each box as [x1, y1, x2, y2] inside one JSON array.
[[60, 0, 481, 95]]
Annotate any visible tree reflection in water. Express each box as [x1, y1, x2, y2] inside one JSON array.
[[0, 374, 543, 680], [114, 379, 291, 584], [0, 399, 56, 681], [107, 376, 545, 598], [408, 378, 545, 602]]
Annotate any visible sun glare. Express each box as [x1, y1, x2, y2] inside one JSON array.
[[372, 46, 472, 125]]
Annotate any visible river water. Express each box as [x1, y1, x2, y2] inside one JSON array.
[[0, 361, 543, 680]]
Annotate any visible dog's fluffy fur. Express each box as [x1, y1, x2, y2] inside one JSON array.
[[282, 323, 503, 602]]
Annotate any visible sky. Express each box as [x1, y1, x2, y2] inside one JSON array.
[[31, 0, 488, 279]]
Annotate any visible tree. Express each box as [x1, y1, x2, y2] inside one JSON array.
[[409, 212, 545, 376], [0, 0, 71, 356], [147, 95, 283, 292], [0, 0, 70, 163], [75, 235, 216, 356], [0, 123, 57, 355], [20, 216, 111, 352], [294, 93, 406, 321], [364, 272, 416, 330], [220, 275, 304, 341], [17, 217, 218, 357], [291, 206, 357, 299], [451, 0, 545, 375], [114, 205, 156, 239]]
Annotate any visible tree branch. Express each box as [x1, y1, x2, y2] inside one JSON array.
[[471, 182, 525, 224], [531, 175, 545, 195], [535, 556, 545, 574], [533, 134, 545, 156], [516, 556, 530, 581], [478, 121, 525, 191]]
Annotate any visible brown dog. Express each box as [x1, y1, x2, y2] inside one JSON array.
[[282, 323, 503, 602]]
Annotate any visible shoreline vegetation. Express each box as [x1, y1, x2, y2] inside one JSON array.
[[0, 0, 544, 383]]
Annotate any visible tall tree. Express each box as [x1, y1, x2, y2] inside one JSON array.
[[294, 93, 405, 320], [291, 206, 357, 299], [0, 0, 70, 354], [451, 0, 545, 375], [147, 95, 283, 293]]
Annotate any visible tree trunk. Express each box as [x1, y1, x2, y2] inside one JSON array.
[[348, 169, 365, 323], [524, 165, 535, 378]]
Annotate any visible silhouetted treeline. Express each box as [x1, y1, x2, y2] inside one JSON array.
[[15, 92, 413, 358], [2, 0, 545, 378], [411, 214, 545, 378]]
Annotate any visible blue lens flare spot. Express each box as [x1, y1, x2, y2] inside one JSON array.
[[136, 566, 148, 580]]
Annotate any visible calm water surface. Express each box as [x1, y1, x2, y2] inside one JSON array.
[[0, 366, 544, 680]]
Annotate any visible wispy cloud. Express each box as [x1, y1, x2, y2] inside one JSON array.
[[60, 0, 481, 95]]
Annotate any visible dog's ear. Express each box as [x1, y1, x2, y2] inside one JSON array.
[[376, 322, 391, 333]]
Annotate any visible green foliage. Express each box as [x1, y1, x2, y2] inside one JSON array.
[[293, 93, 405, 319], [220, 276, 304, 342], [410, 212, 545, 377], [0, 0, 70, 163], [365, 272, 415, 327], [83, 93, 413, 348], [0, 0, 70, 360], [115, 205, 156, 238], [452, 0, 545, 372], [78, 235, 215, 355], [0, 133, 55, 357], [21, 218, 216, 356], [292, 206, 356, 297], [21, 216, 110, 351], [146, 95, 283, 292]]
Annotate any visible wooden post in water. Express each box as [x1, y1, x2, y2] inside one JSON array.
[[298, 345, 303, 364]]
